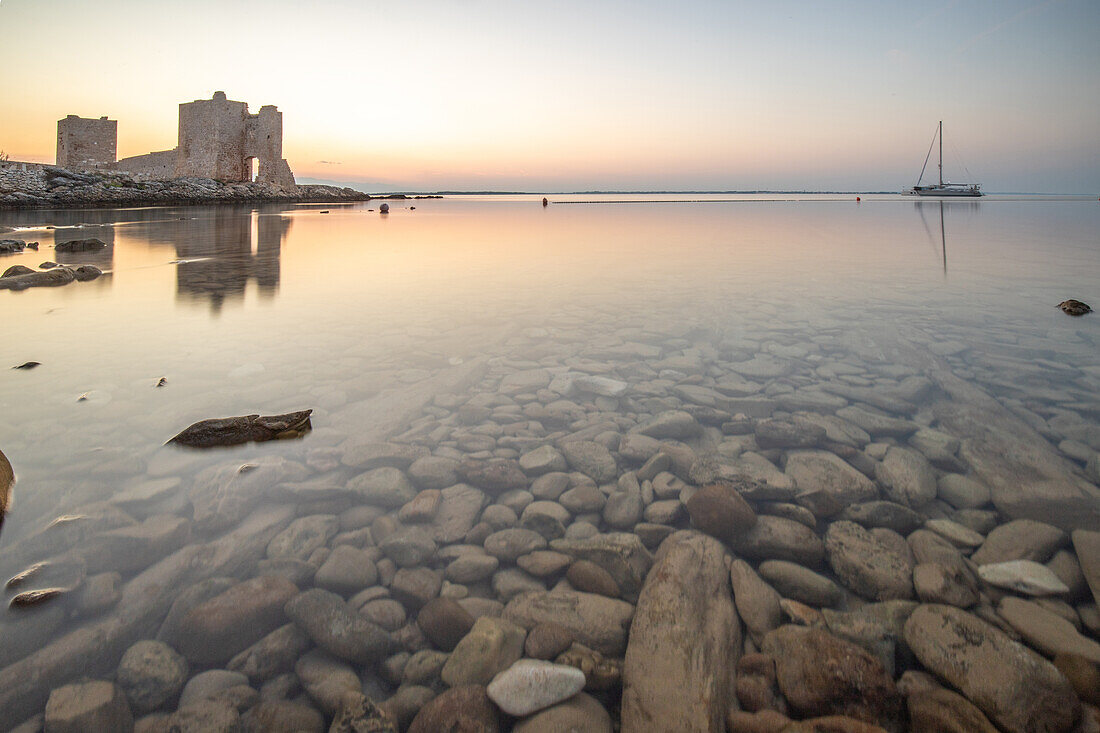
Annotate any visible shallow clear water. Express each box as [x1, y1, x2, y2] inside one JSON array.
[[0, 194, 1098, 726]]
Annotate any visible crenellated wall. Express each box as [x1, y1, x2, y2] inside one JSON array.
[[116, 150, 178, 179]]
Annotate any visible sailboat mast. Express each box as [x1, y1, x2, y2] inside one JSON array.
[[938, 120, 943, 186]]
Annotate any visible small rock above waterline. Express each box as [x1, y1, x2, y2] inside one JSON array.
[[977, 560, 1071, 595], [167, 409, 313, 448], [1057, 299, 1092, 316]]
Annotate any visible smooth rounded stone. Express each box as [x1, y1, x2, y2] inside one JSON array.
[[116, 641, 188, 714], [758, 560, 841, 607], [389, 567, 444, 610], [177, 670, 249, 709], [937, 474, 991, 510], [360, 599, 408, 632], [686, 482, 757, 544], [176, 576, 299, 665], [913, 561, 980, 608], [457, 458, 528, 494], [512, 691, 612, 733], [838, 501, 922, 535], [548, 532, 654, 604], [1073, 529, 1100, 605], [498, 488, 535, 514], [622, 531, 740, 731], [379, 527, 438, 567], [529, 472, 571, 501], [907, 528, 964, 565], [524, 622, 575, 660], [348, 467, 417, 507], [503, 589, 634, 657], [446, 553, 499, 584], [564, 521, 601, 541], [618, 433, 662, 463], [340, 441, 428, 471], [825, 521, 914, 601], [761, 625, 903, 728], [492, 568, 546, 602], [240, 700, 325, 733], [295, 649, 360, 716], [950, 509, 1001, 535], [874, 447, 937, 508], [559, 484, 606, 513], [641, 499, 682, 525], [635, 410, 703, 440], [484, 528, 548, 561], [399, 489, 443, 523], [836, 405, 918, 438], [407, 456, 459, 490], [227, 623, 312, 682], [74, 571, 122, 617], [164, 701, 239, 732], [559, 441, 617, 483], [909, 427, 962, 467], [906, 688, 998, 733], [602, 484, 643, 530], [753, 417, 827, 450], [314, 545, 378, 594], [998, 596, 1100, 662], [381, 685, 435, 730], [904, 604, 1081, 733], [1045, 549, 1087, 598], [486, 659, 585, 717], [729, 559, 783, 644], [417, 597, 476, 652], [971, 519, 1067, 565], [481, 503, 519, 530], [440, 616, 527, 687], [978, 560, 1071, 596], [566, 560, 620, 598], [187, 457, 308, 531], [266, 515, 338, 560], [520, 501, 571, 540], [44, 680, 134, 733], [156, 577, 239, 647], [517, 550, 572, 577], [430, 484, 488, 543], [257, 557, 316, 587], [76, 513, 191, 575], [285, 588, 397, 664], [403, 649, 449, 686], [755, 501, 817, 529], [1054, 653, 1100, 707], [519, 445, 568, 476], [924, 518, 984, 548], [784, 450, 877, 517], [112, 477, 182, 516], [733, 515, 825, 566], [407, 684, 501, 733]]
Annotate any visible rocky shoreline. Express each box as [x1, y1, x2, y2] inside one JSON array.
[[0, 166, 373, 209], [0, 322, 1098, 732]]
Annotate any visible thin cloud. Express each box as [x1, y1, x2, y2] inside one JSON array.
[[953, 0, 1059, 54], [317, 160, 342, 165]]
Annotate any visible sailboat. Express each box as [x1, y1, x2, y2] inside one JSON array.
[[907, 121, 982, 197]]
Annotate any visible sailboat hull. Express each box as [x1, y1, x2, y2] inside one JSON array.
[[911, 185, 982, 197]]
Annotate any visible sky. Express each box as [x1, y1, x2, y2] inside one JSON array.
[[1, 0, 1098, 192]]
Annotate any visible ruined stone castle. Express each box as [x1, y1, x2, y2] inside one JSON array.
[[55, 92, 296, 188]]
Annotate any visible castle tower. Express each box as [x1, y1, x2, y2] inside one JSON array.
[[56, 115, 117, 170]]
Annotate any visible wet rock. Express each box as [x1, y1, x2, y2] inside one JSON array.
[[407, 685, 501, 733], [603, 475, 643, 529], [785, 450, 877, 517], [904, 604, 1081, 733], [686, 482, 757, 544], [117, 640, 189, 714], [761, 625, 901, 730], [937, 474, 990, 510], [167, 410, 312, 447], [924, 518, 983, 548], [511, 691, 612, 733], [349, 467, 417, 508], [0, 265, 75, 289], [3, 264, 34, 277], [971, 519, 1066, 565], [430, 484, 487, 543], [525, 622, 575, 659], [458, 458, 527, 494], [519, 445, 568, 475], [55, 237, 106, 252], [389, 567, 443, 610], [754, 417, 826, 449], [520, 501, 570, 540], [734, 515, 825, 566], [285, 588, 397, 664], [977, 560, 1070, 595], [398, 489, 442, 522], [44, 680, 133, 733], [417, 597, 475, 651], [380, 527, 438, 567], [315, 545, 378, 594], [294, 649, 360, 716], [188, 457, 308, 532], [839, 501, 923, 535], [875, 447, 936, 508], [176, 575, 299, 665], [77, 514, 190, 574], [556, 641, 621, 691], [825, 521, 914, 601], [906, 688, 997, 733], [730, 559, 783, 643], [622, 530, 740, 731], [440, 616, 526, 686], [227, 623, 311, 682], [836, 406, 918, 439], [997, 596, 1100, 662], [329, 694, 398, 733], [164, 702, 239, 732], [1075, 529, 1100, 604], [446, 552, 499, 583], [73, 571, 123, 617], [177, 669, 249, 709], [559, 441, 618, 483], [635, 410, 703, 440], [486, 659, 585, 716], [734, 653, 787, 714], [912, 561, 979, 608], [484, 527, 547, 561], [503, 589, 634, 656], [72, 264, 103, 281], [566, 559, 620, 597], [240, 700, 324, 733], [407, 455, 459, 490], [1053, 653, 1100, 707], [758, 560, 841, 607], [360, 599, 407, 631]]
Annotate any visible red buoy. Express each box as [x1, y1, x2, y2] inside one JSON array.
[[856, 196, 861, 202]]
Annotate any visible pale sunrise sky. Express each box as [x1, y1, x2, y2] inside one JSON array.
[[1, 0, 1097, 192]]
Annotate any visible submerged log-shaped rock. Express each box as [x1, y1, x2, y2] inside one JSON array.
[[167, 410, 313, 448], [0, 446, 12, 532], [54, 238, 107, 252]]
